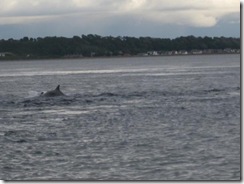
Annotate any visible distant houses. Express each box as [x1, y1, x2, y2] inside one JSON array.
[[0, 52, 14, 57], [191, 50, 203, 55], [137, 48, 240, 57], [0, 48, 240, 60], [147, 51, 159, 56], [0, 52, 7, 57]]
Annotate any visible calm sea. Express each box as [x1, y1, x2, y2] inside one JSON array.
[[0, 54, 240, 180]]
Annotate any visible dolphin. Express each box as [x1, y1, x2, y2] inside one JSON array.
[[40, 85, 65, 97]]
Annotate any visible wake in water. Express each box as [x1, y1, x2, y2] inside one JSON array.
[[0, 84, 239, 110]]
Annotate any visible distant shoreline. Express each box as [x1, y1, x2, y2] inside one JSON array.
[[0, 53, 240, 62], [0, 35, 240, 62]]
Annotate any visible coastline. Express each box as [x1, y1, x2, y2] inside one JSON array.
[[0, 53, 240, 62]]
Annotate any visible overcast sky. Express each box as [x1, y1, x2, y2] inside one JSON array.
[[0, 0, 240, 39]]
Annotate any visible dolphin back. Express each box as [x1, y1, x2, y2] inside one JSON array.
[[41, 85, 65, 97]]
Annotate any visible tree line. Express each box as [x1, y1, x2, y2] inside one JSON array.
[[0, 35, 240, 59]]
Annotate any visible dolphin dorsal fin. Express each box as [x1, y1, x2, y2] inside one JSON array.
[[55, 85, 60, 91]]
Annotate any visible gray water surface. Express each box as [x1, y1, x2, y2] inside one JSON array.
[[0, 55, 240, 180]]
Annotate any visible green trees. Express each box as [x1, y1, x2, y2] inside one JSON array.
[[0, 35, 240, 59]]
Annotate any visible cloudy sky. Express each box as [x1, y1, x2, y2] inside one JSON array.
[[0, 0, 240, 39]]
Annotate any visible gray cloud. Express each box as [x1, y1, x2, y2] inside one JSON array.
[[0, 0, 240, 38]]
